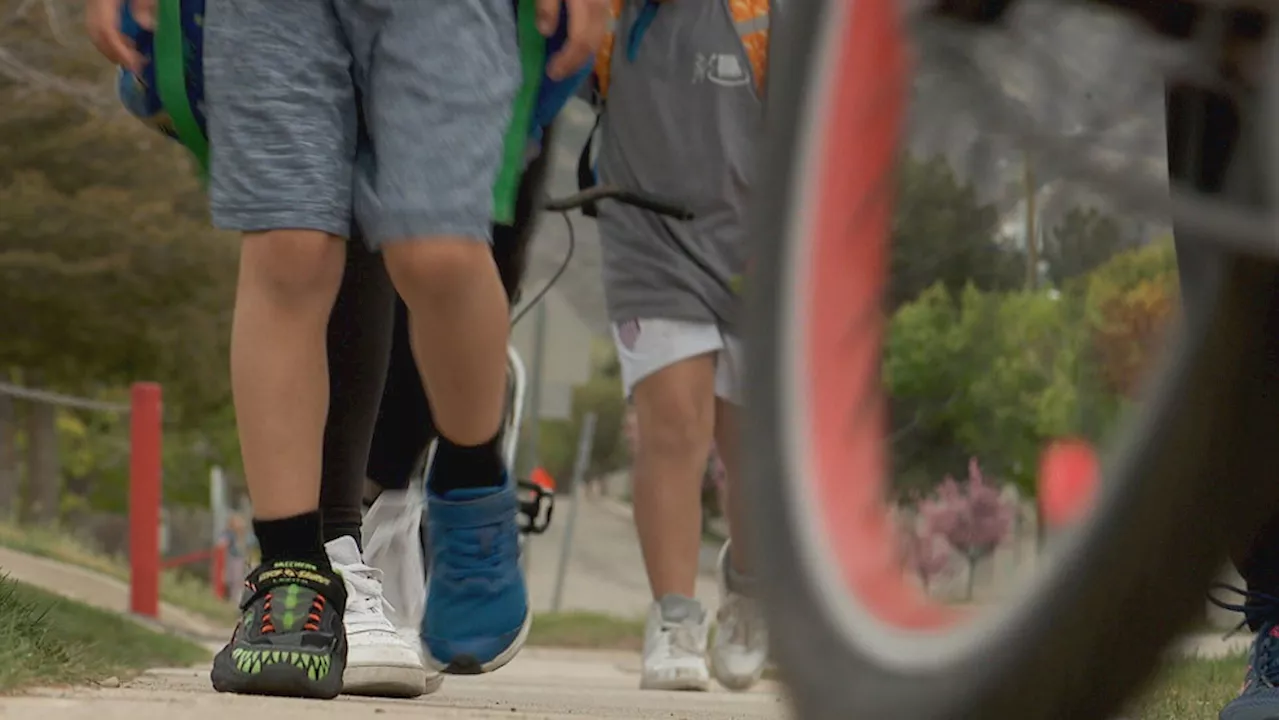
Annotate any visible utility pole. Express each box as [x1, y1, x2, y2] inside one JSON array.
[[551, 412, 597, 613], [520, 301, 549, 576], [1024, 148, 1039, 290], [523, 301, 549, 478]]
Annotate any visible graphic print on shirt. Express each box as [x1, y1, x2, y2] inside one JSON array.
[[693, 53, 752, 87], [594, 0, 769, 99]]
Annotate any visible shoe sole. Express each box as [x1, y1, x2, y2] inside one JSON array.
[[426, 606, 532, 675], [210, 645, 346, 700], [639, 674, 711, 692], [343, 664, 438, 698]]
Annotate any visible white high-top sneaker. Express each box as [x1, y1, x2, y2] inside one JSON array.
[[709, 541, 768, 691], [361, 487, 443, 693], [325, 535, 429, 697], [640, 594, 711, 691]]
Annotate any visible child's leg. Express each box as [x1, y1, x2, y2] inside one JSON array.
[[366, 296, 435, 494], [709, 340, 768, 691], [339, 0, 526, 674], [321, 239, 395, 546], [203, 0, 358, 700]]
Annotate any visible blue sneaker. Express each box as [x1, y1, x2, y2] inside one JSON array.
[[421, 482, 530, 674], [1212, 586, 1277, 720]]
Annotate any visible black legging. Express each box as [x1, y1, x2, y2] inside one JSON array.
[[319, 130, 552, 544]]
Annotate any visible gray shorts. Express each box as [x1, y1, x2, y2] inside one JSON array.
[[202, 0, 522, 247]]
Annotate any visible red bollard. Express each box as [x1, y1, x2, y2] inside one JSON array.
[[211, 542, 227, 601], [129, 383, 162, 618]]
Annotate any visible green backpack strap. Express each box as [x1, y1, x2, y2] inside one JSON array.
[[153, 0, 210, 178], [493, 0, 547, 226]]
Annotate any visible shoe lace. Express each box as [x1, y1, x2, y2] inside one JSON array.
[[434, 524, 513, 581], [257, 589, 327, 634], [341, 563, 397, 630], [656, 621, 704, 659], [1208, 583, 1278, 688]]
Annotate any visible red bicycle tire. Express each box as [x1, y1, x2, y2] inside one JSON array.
[[744, 0, 1277, 718]]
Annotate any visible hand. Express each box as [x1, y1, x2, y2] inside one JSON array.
[[86, 0, 155, 73], [539, 0, 610, 81]]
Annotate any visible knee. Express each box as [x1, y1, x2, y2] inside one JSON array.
[[240, 230, 345, 306], [382, 240, 495, 301], [635, 393, 714, 462]]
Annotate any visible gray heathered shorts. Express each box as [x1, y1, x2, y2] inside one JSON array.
[[202, 0, 521, 247]]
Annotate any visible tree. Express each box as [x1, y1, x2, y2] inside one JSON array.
[[889, 154, 1023, 311], [885, 282, 1099, 495], [1082, 239, 1177, 399], [1043, 207, 1136, 287], [0, 4, 240, 520], [917, 459, 1015, 600], [898, 505, 955, 594]]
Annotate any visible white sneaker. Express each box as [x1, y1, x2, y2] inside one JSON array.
[[361, 487, 443, 694], [710, 542, 768, 691], [640, 595, 711, 691], [325, 535, 429, 697]]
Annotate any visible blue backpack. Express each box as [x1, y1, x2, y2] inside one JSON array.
[[117, 0, 589, 225]]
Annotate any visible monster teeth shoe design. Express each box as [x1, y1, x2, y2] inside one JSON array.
[[640, 594, 711, 691], [209, 559, 348, 699], [325, 535, 430, 697]]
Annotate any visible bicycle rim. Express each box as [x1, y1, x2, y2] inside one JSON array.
[[745, 0, 1277, 718]]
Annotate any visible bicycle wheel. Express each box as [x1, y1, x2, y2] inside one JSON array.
[[745, 1, 1277, 718]]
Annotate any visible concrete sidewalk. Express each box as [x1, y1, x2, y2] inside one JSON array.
[[523, 496, 722, 616], [0, 648, 790, 720]]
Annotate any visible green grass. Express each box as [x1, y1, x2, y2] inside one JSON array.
[[528, 611, 646, 651], [0, 575, 209, 692], [0, 523, 238, 625], [1132, 653, 1247, 720]]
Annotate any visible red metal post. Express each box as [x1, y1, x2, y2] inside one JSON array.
[[211, 542, 227, 601], [129, 382, 162, 618]]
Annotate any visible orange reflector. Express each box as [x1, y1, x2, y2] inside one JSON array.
[[530, 466, 556, 491], [1038, 439, 1100, 529]]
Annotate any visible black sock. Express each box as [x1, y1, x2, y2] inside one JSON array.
[[429, 434, 505, 494], [253, 511, 330, 566]]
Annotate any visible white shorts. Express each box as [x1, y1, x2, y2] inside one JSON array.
[[610, 318, 743, 404]]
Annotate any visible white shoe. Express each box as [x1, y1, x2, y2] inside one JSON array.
[[640, 595, 711, 691], [325, 535, 429, 697], [710, 542, 768, 691], [361, 487, 443, 694]]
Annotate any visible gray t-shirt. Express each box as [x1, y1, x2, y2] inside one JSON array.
[[595, 0, 764, 333]]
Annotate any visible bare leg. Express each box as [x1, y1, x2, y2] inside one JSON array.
[[232, 231, 346, 521], [631, 354, 718, 600], [714, 399, 750, 576], [382, 241, 508, 448]]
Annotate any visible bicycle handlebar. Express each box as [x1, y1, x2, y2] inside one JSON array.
[[542, 185, 696, 220]]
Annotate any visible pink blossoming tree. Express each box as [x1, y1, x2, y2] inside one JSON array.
[[916, 458, 1016, 600]]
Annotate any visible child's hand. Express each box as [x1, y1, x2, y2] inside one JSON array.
[[541, 0, 610, 81], [86, 0, 154, 73]]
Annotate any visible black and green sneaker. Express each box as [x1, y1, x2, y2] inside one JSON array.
[[210, 559, 348, 699]]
